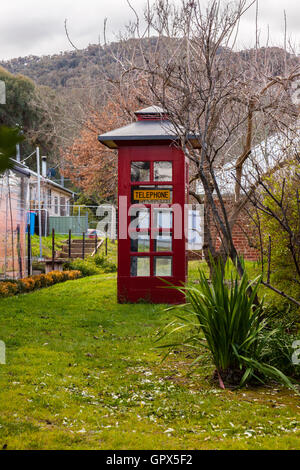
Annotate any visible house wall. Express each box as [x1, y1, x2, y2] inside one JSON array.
[[29, 181, 72, 217]]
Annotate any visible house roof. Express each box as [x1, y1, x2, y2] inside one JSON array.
[[10, 159, 75, 196], [195, 131, 299, 196], [12, 160, 31, 177]]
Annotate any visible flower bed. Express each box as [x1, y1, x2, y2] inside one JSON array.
[[0, 270, 82, 298]]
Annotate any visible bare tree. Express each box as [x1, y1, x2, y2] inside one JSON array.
[[244, 146, 300, 307], [111, 0, 299, 278]]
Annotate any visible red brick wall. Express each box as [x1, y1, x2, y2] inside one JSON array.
[[214, 220, 259, 261], [189, 195, 259, 261], [212, 197, 259, 261]]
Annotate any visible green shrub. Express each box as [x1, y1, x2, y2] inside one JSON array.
[[260, 324, 300, 379], [256, 161, 300, 306], [94, 254, 117, 273], [159, 261, 296, 390], [64, 255, 117, 276], [63, 258, 100, 276], [261, 307, 300, 378]]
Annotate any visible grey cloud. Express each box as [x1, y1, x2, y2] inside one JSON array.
[[0, 0, 299, 60], [243, 0, 300, 34], [0, 18, 59, 47]]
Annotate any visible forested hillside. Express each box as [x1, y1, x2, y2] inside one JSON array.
[[0, 38, 160, 89], [1, 39, 297, 90]]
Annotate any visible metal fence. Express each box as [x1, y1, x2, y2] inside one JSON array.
[[49, 214, 89, 235], [0, 171, 28, 279]]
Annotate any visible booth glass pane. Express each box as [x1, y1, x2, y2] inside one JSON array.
[[154, 161, 172, 181], [154, 234, 172, 252], [131, 162, 150, 182], [131, 234, 150, 252], [154, 257, 173, 276], [130, 256, 150, 276], [153, 208, 173, 229], [130, 208, 150, 229]]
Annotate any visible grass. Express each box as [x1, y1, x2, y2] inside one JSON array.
[[97, 239, 117, 265], [30, 234, 82, 259], [0, 261, 299, 450], [30, 234, 69, 258]]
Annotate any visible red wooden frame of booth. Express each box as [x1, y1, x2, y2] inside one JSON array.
[[118, 144, 188, 304]]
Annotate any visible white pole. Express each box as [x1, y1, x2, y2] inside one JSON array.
[[36, 147, 42, 259], [16, 143, 20, 162], [4, 179, 8, 278]]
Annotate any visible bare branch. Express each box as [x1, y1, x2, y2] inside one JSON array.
[[64, 18, 80, 51]]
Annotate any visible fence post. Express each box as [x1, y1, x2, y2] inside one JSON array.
[[27, 224, 31, 277], [68, 229, 71, 258], [82, 232, 85, 259], [95, 233, 98, 255], [16, 225, 22, 278], [105, 224, 108, 256], [52, 228, 55, 271]]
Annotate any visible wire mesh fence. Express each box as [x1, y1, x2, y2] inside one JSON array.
[[0, 172, 28, 279]]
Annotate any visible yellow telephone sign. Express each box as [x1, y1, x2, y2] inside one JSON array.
[[133, 189, 171, 202]]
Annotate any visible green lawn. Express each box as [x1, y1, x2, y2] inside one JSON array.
[[30, 234, 82, 258], [0, 268, 299, 449]]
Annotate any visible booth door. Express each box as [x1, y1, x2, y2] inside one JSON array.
[[118, 146, 186, 303]]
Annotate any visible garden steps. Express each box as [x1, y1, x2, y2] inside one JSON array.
[[56, 238, 103, 260]]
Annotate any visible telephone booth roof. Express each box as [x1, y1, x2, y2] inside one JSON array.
[[98, 106, 200, 149]]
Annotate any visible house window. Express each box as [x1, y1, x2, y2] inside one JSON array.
[[54, 196, 58, 215], [47, 189, 52, 209], [60, 197, 66, 216]]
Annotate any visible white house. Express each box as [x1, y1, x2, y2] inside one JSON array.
[[27, 170, 74, 217]]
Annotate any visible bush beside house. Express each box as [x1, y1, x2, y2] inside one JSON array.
[[63, 254, 117, 276]]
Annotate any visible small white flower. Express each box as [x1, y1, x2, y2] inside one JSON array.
[[164, 428, 174, 434]]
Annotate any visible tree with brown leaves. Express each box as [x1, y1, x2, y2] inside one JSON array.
[[61, 86, 150, 202]]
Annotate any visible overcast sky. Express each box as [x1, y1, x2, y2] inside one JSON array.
[[0, 0, 299, 61]]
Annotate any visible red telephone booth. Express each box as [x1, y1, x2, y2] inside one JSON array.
[[98, 106, 196, 304]]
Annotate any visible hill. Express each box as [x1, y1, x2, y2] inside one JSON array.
[[0, 39, 160, 89], [1, 39, 297, 91]]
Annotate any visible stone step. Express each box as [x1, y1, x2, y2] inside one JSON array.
[[61, 246, 95, 253], [59, 250, 94, 257], [56, 237, 103, 260], [69, 239, 96, 245], [58, 253, 89, 259]]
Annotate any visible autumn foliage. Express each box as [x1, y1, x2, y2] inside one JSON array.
[[62, 90, 149, 201]]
